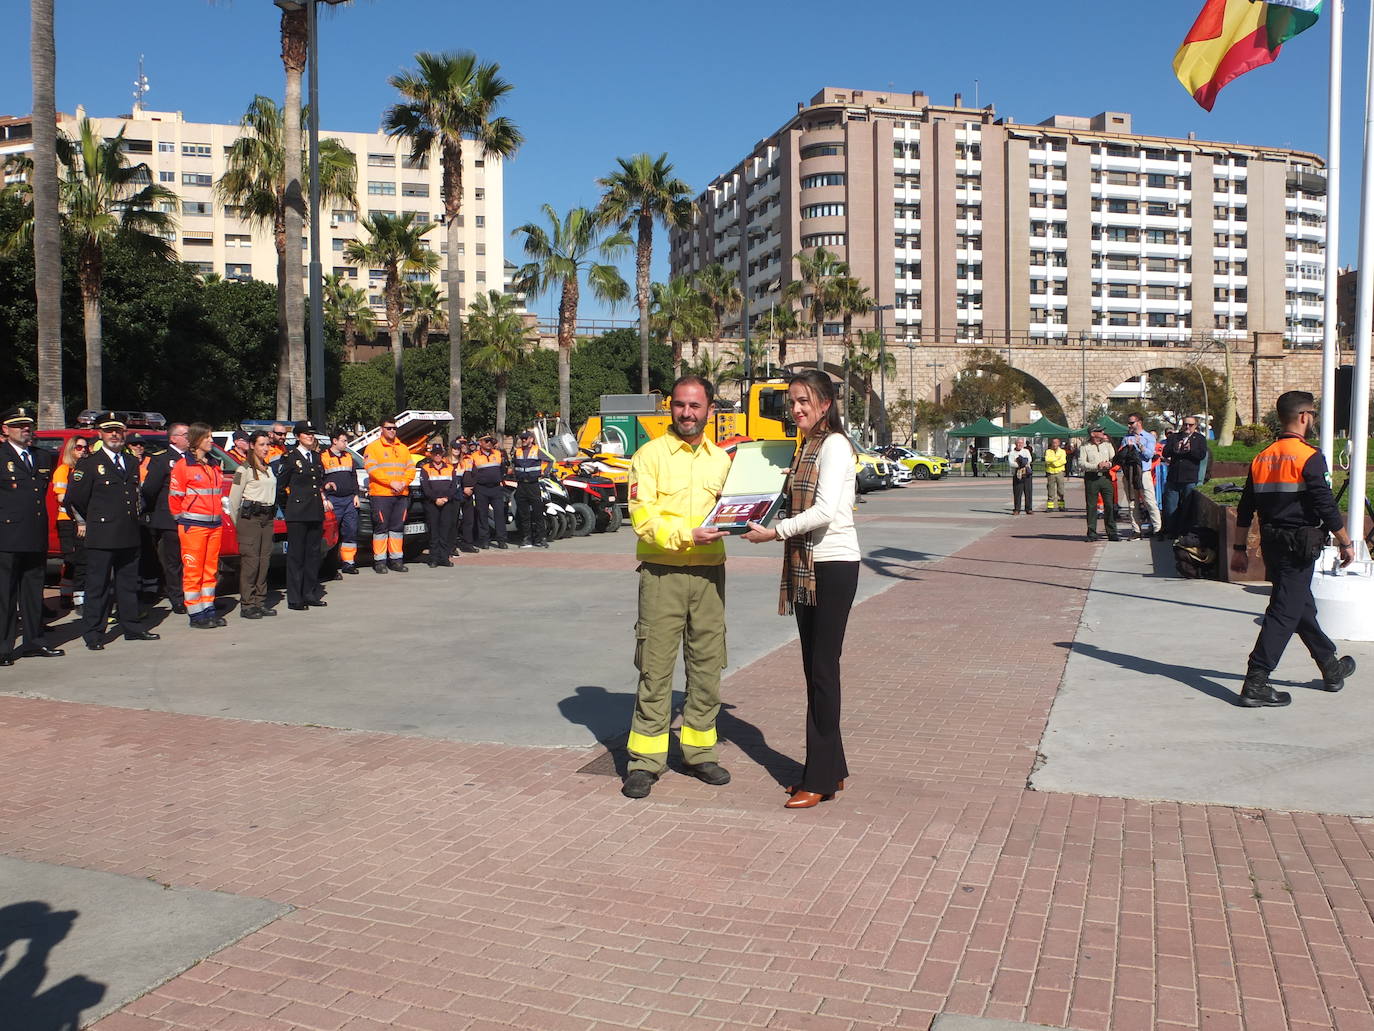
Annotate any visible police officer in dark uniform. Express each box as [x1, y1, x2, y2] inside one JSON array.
[[140, 421, 190, 612], [0, 406, 64, 666], [65, 412, 160, 650], [276, 420, 328, 611], [1231, 390, 1356, 707]]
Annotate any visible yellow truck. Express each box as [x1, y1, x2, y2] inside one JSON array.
[[576, 381, 797, 457]]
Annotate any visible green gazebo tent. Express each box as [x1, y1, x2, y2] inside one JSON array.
[[1012, 415, 1074, 438], [947, 417, 1011, 438]]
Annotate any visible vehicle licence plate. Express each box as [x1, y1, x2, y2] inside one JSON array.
[[404, 522, 427, 533]]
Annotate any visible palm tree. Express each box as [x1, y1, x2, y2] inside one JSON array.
[[759, 304, 801, 370], [345, 212, 439, 411], [721, 337, 769, 403], [30, 0, 61, 427], [833, 275, 872, 422], [402, 280, 447, 349], [216, 95, 356, 417], [467, 289, 531, 436], [694, 262, 742, 360], [850, 331, 897, 444], [650, 276, 710, 376], [385, 50, 524, 436], [3, 120, 180, 410], [323, 273, 376, 361], [513, 205, 630, 429], [686, 351, 730, 386], [794, 246, 849, 370], [596, 154, 694, 393]]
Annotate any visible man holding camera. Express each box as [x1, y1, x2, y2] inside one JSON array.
[[1230, 391, 1356, 707], [1117, 413, 1162, 541]]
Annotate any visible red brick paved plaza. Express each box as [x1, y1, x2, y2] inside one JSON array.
[[3, 515, 1373, 1030]]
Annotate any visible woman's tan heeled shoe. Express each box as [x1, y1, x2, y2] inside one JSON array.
[[785, 790, 829, 808], [785, 779, 844, 795]]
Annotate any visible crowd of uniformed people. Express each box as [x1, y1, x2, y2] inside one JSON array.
[[0, 405, 554, 664]]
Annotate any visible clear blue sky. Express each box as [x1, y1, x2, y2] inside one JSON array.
[[2, 0, 1367, 322]]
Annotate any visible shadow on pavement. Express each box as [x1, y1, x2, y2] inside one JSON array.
[[0, 902, 106, 1031], [558, 687, 800, 785], [862, 546, 938, 581], [925, 562, 1258, 617], [1061, 641, 1244, 706]]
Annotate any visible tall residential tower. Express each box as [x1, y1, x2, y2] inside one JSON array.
[[670, 87, 1325, 356]]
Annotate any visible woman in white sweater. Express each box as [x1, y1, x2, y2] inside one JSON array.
[[743, 370, 859, 809]]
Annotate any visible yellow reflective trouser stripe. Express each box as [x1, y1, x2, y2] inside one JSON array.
[[679, 725, 717, 749], [627, 730, 669, 755]]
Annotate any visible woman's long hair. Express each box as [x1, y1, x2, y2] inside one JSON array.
[[60, 436, 87, 468], [186, 422, 214, 455], [788, 370, 854, 452], [246, 430, 270, 480]]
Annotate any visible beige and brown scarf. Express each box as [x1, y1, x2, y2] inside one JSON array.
[[778, 427, 831, 615]]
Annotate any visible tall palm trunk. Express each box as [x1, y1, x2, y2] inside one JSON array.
[[416, 318, 429, 350], [636, 207, 652, 393], [343, 317, 357, 362], [557, 277, 579, 431], [281, 7, 307, 419], [778, 333, 788, 369], [273, 216, 290, 419], [443, 141, 464, 434], [495, 372, 508, 437], [31, 0, 62, 428], [77, 244, 104, 410], [671, 337, 682, 376], [386, 272, 404, 413], [814, 318, 824, 371]]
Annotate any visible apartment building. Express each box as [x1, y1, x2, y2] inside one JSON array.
[[670, 87, 1326, 349], [2, 105, 505, 329]]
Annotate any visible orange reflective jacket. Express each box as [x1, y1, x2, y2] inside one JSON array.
[[169, 454, 226, 528], [53, 463, 73, 521], [363, 439, 414, 497]]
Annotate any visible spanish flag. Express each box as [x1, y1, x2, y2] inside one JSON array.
[[1174, 0, 1323, 111]]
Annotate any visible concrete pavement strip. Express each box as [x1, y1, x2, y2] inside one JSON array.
[[1033, 535, 1374, 817], [0, 854, 287, 1028], [9, 483, 994, 750]]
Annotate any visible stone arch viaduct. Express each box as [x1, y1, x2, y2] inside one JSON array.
[[536, 328, 1338, 428]]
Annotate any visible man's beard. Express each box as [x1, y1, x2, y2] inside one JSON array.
[[673, 416, 700, 437]]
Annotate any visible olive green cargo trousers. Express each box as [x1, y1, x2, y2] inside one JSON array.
[[627, 562, 727, 774]]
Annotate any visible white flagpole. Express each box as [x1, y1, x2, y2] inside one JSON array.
[[1319, 0, 1343, 464], [1346, 0, 1373, 553]]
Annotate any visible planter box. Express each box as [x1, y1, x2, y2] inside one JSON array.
[[1193, 491, 1265, 583]]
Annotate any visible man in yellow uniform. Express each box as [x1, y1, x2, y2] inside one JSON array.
[[1043, 437, 1068, 511], [622, 376, 732, 799]]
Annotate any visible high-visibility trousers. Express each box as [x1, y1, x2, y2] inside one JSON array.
[[178, 524, 223, 618], [334, 497, 359, 566], [370, 495, 407, 561], [628, 563, 727, 774]]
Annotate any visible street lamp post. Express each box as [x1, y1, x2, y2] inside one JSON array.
[[279, 0, 348, 431], [874, 304, 896, 443], [926, 360, 944, 453], [905, 342, 916, 442]]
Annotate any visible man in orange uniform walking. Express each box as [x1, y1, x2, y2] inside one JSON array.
[[363, 416, 413, 573], [167, 422, 227, 629]]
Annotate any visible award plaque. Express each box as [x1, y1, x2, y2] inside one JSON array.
[[701, 439, 795, 533]]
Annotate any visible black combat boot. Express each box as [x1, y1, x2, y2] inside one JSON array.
[[1318, 655, 1356, 693], [1238, 667, 1291, 708]]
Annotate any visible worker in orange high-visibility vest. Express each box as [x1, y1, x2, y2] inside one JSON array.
[[463, 433, 509, 549], [168, 422, 227, 629], [321, 428, 362, 573], [362, 416, 413, 573]]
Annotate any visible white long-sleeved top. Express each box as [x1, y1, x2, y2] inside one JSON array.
[[772, 432, 859, 562]]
